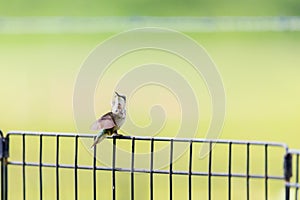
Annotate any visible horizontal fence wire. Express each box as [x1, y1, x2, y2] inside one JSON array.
[[3, 131, 292, 200]]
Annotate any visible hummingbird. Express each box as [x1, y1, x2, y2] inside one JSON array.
[[90, 92, 126, 149]]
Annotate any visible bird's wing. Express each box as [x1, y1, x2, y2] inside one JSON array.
[[90, 112, 116, 130]]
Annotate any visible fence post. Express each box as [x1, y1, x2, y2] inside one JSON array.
[[284, 153, 292, 200], [0, 131, 9, 200]]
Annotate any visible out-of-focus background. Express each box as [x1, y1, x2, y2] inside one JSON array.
[[1, 0, 300, 199], [1, 0, 300, 144]]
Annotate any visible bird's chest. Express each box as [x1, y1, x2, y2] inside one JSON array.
[[114, 116, 125, 129]]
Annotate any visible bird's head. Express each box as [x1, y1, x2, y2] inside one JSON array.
[[111, 92, 126, 116]]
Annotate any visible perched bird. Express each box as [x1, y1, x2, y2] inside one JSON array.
[[90, 92, 126, 148]]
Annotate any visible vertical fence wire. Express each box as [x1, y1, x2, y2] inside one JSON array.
[[169, 140, 174, 200], [228, 142, 232, 200], [246, 143, 250, 200], [93, 144, 97, 200], [150, 138, 154, 200], [265, 144, 269, 200], [22, 134, 26, 200], [74, 135, 78, 200], [295, 154, 299, 199], [39, 135, 43, 200], [131, 138, 135, 200], [112, 137, 116, 200], [56, 135, 60, 200], [188, 141, 193, 200], [0, 132, 8, 200], [208, 142, 212, 200]]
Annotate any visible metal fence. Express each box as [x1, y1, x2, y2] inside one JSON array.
[[0, 130, 297, 200]]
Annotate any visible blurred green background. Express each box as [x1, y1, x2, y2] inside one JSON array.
[[1, 0, 300, 199], [1, 0, 300, 16]]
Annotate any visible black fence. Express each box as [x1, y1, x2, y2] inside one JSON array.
[[0, 130, 298, 200]]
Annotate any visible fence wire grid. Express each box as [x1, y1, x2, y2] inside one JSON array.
[[0, 130, 298, 200]]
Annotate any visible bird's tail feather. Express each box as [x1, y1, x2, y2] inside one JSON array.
[[90, 130, 106, 149]]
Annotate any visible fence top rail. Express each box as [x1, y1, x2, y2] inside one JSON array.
[[6, 130, 288, 149], [287, 149, 300, 154]]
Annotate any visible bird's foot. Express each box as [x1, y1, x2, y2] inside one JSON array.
[[112, 132, 123, 138]]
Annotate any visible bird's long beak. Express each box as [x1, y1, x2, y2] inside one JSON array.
[[115, 91, 126, 102]]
